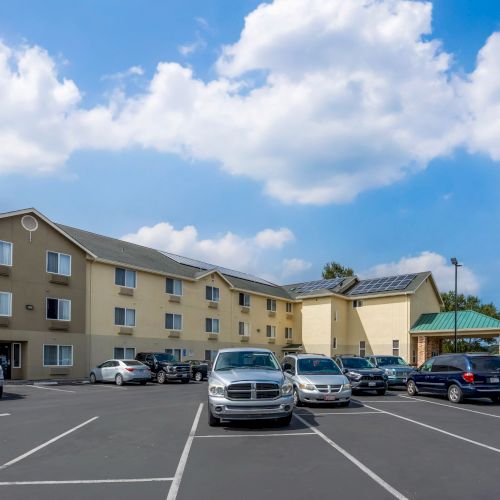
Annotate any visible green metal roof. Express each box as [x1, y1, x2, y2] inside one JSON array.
[[411, 310, 500, 333]]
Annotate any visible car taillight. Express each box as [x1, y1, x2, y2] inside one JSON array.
[[125, 368, 135, 372], [462, 372, 474, 383]]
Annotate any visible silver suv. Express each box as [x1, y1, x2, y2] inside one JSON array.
[[208, 348, 294, 426], [282, 354, 351, 407]]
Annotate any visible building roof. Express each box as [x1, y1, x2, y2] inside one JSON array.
[[411, 310, 500, 333]]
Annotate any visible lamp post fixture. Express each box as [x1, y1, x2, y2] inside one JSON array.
[[450, 257, 462, 353]]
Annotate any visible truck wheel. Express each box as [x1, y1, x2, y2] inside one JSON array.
[[208, 408, 220, 427], [194, 371, 203, 382], [448, 384, 463, 403], [157, 371, 166, 384], [278, 414, 293, 426]]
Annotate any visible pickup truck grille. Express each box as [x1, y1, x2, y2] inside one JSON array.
[[227, 382, 280, 400], [175, 365, 190, 373]]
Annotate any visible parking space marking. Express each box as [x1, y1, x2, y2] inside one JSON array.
[[166, 403, 203, 500], [0, 413, 10, 417], [27, 385, 76, 393], [195, 432, 316, 438], [399, 395, 500, 419], [363, 404, 500, 454], [0, 478, 174, 486], [352, 399, 417, 404], [0, 416, 99, 471], [296, 411, 384, 416], [294, 414, 408, 500]]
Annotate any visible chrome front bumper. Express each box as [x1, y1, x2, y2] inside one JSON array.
[[209, 395, 294, 420]]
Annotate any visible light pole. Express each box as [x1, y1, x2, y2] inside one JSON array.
[[450, 257, 462, 353]]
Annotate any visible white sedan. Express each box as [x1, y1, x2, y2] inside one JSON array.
[[90, 359, 151, 386]]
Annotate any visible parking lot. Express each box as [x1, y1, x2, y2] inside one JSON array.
[[1, 382, 500, 499]]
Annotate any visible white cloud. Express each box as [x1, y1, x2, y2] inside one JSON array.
[[121, 221, 306, 281], [1, 1, 500, 204], [365, 251, 480, 295], [102, 65, 144, 81]]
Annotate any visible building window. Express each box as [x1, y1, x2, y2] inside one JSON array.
[[166, 278, 182, 296], [114, 347, 135, 360], [205, 318, 220, 333], [115, 268, 136, 288], [205, 349, 218, 362], [239, 293, 251, 307], [353, 300, 363, 308], [206, 286, 220, 302], [0, 240, 13, 266], [332, 337, 337, 349], [267, 299, 276, 312], [286, 302, 293, 313], [239, 321, 249, 336], [285, 327, 293, 340], [115, 307, 136, 327], [359, 341, 366, 357], [13, 343, 21, 368], [46, 298, 71, 321], [0, 291, 12, 317], [266, 325, 276, 338], [165, 313, 182, 331], [43, 345, 73, 366], [393, 340, 400, 357], [47, 251, 71, 276]]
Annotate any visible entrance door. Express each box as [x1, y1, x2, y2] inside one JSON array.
[[0, 343, 11, 379]]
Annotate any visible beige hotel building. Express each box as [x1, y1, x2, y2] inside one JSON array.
[[0, 208, 444, 381]]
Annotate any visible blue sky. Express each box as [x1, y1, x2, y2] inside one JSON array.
[[1, 0, 500, 304]]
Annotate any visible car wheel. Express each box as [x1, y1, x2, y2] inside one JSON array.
[[89, 373, 97, 384], [338, 401, 350, 408], [194, 371, 203, 382], [293, 388, 303, 407], [277, 413, 293, 426], [115, 374, 124, 386], [157, 370, 166, 384], [448, 384, 463, 403], [407, 380, 418, 396], [376, 389, 386, 396], [208, 407, 220, 427], [139, 381, 148, 385]]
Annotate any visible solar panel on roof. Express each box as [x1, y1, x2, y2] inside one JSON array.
[[347, 274, 416, 296], [295, 278, 344, 294]]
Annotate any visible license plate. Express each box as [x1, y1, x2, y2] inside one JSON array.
[[368, 382, 376, 387], [324, 395, 336, 401], [490, 377, 499, 384]]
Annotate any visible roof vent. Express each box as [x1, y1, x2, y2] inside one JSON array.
[[21, 214, 38, 241]]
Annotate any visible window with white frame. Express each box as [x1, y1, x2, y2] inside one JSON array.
[[266, 325, 276, 338], [47, 251, 71, 276], [115, 268, 136, 288], [267, 299, 276, 312], [204, 349, 218, 362], [353, 300, 363, 308], [166, 278, 182, 296], [115, 307, 136, 327], [206, 286, 220, 302], [165, 313, 182, 331], [239, 293, 250, 307], [239, 321, 249, 336], [332, 337, 337, 349], [46, 298, 71, 321], [113, 347, 136, 360], [0, 291, 12, 317], [0, 240, 13, 266], [205, 317, 220, 333], [285, 327, 293, 340], [359, 340, 366, 357], [392, 340, 400, 356], [286, 302, 293, 313], [13, 343, 21, 368], [43, 345, 73, 366]]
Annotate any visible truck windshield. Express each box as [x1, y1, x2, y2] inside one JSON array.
[[375, 357, 409, 366], [155, 354, 176, 362], [298, 358, 341, 375], [214, 351, 280, 371], [342, 357, 374, 369]]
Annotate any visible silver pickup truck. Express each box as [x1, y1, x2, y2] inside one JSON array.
[[208, 348, 293, 426]]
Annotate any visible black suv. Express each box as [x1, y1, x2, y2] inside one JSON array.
[[407, 353, 500, 403], [136, 352, 191, 384], [333, 355, 388, 395]]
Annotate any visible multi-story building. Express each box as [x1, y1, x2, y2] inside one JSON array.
[[0, 208, 464, 381]]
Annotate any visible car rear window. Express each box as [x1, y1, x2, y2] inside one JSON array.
[[123, 360, 144, 366], [469, 356, 500, 372]]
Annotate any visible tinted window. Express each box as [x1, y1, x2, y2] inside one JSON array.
[[431, 357, 449, 372], [375, 356, 409, 367], [298, 358, 341, 375], [341, 357, 374, 369], [214, 351, 280, 371], [469, 356, 500, 372], [154, 353, 176, 362], [420, 359, 433, 372], [446, 356, 468, 372]]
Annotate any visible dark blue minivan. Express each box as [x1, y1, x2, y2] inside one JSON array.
[[407, 353, 500, 403]]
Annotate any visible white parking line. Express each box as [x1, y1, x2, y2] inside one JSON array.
[[166, 403, 203, 500], [399, 395, 500, 419], [363, 404, 500, 454], [0, 416, 99, 471], [296, 411, 384, 416], [352, 399, 417, 403], [0, 413, 10, 417], [27, 385, 76, 393], [0, 478, 174, 486], [294, 414, 408, 500], [195, 432, 315, 438]]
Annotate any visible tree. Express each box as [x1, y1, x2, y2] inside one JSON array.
[[322, 261, 354, 279]]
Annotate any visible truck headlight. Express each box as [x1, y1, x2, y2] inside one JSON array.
[[209, 384, 225, 396], [298, 383, 316, 391], [166, 366, 174, 373], [385, 369, 395, 376], [281, 382, 293, 395]]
